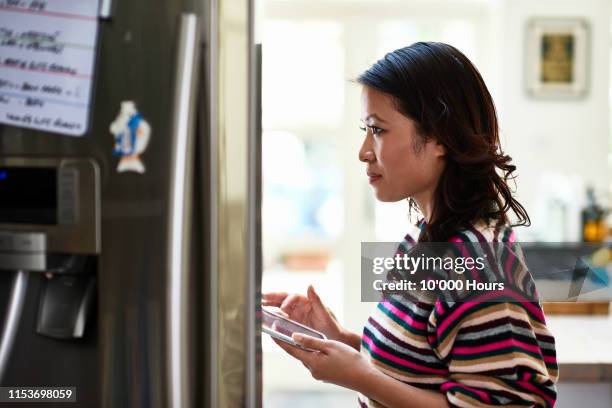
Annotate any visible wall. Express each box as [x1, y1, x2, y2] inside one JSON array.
[[493, 0, 610, 241]]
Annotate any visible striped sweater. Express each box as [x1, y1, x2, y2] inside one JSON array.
[[359, 222, 558, 407]]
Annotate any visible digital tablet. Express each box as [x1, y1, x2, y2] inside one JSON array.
[[262, 306, 327, 351]]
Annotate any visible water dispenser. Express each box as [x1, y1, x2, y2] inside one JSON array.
[[0, 158, 100, 384]]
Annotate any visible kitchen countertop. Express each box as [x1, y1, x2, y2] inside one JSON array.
[[546, 314, 612, 382]]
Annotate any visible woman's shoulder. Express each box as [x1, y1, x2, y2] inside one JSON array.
[[448, 218, 516, 243], [406, 218, 517, 244]]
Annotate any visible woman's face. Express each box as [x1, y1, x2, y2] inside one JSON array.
[[358, 86, 446, 204]]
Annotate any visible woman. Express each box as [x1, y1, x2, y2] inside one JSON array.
[[263, 42, 558, 407]]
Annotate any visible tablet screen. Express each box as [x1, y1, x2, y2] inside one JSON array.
[[262, 307, 326, 345]]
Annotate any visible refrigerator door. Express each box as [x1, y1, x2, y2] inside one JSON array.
[[197, 0, 261, 406], [0, 0, 260, 406], [0, 2, 201, 407], [94, 7, 203, 408]]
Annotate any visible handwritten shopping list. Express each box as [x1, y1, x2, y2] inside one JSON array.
[[0, 0, 100, 136]]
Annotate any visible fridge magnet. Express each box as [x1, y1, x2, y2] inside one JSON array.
[[525, 18, 589, 98], [110, 101, 151, 174]]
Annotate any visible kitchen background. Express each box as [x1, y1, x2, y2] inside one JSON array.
[[258, 0, 612, 406]]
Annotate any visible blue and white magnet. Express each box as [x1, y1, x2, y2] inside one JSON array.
[[110, 101, 151, 174]]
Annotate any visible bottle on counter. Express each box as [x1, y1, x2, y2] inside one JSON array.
[[582, 187, 607, 242]]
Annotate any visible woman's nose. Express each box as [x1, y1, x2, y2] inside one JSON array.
[[359, 137, 375, 162]]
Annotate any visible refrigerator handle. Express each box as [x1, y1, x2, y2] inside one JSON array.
[[246, 43, 263, 408], [98, 0, 114, 19], [166, 13, 201, 408], [0, 271, 29, 385]]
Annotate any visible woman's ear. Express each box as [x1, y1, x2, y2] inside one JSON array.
[[434, 140, 446, 157]]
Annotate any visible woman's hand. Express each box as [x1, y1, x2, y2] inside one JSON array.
[[275, 335, 451, 408], [263, 285, 348, 344], [274, 334, 373, 391]]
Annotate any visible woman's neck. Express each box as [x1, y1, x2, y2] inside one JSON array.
[[412, 192, 435, 223]]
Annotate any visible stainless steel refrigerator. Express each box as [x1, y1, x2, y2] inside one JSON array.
[[0, 0, 261, 407]]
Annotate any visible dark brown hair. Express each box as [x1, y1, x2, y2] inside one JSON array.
[[357, 42, 530, 242]]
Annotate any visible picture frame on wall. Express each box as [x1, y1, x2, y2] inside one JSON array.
[[525, 18, 589, 98]]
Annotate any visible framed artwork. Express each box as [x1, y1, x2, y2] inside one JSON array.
[[525, 18, 589, 98]]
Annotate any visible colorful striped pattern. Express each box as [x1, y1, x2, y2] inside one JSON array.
[[358, 221, 558, 407]]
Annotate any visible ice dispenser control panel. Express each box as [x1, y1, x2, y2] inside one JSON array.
[[0, 158, 100, 256]]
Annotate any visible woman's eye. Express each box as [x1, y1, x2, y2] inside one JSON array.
[[370, 126, 383, 135], [359, 125, 384, 135]]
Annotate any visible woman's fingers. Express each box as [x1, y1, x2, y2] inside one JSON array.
[[279, 294, 307, 314], [272, 337, 313, 362], [293, 333, 329, 353], [307, 285, 326, 311], [266, 289, 332, 327], [262, 292, 288, 306], [307, 285, 339, 323]]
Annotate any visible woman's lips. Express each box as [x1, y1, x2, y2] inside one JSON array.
[[367, 171, 382, 183]]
